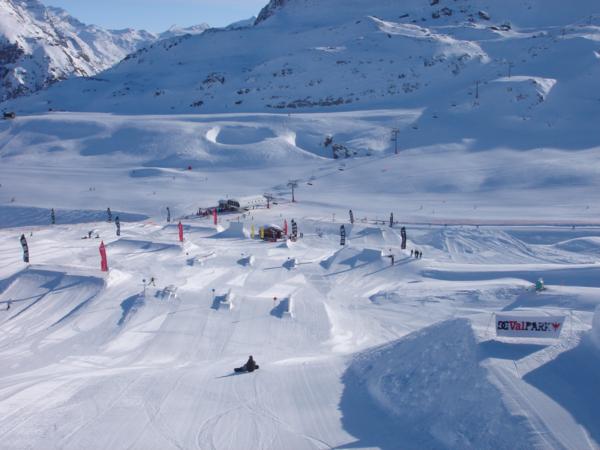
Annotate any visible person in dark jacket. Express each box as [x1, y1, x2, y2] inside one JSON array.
[[245, 355, 257, 372], [235, 355, 259, 373]]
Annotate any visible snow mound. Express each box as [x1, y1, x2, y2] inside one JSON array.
[[555, 237, 600, 256], [211, 222, 249, 239], [592, 306, 600, 350], [369, 291, 402, 304], [320, 246, 383, 271], [107, 239, 181, 255], [347, 319, 531, 449], [481, 76, 557, 111], [353, 226, 402, 247]]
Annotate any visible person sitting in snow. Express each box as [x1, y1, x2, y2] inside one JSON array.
[[235, 355, 258, 373]]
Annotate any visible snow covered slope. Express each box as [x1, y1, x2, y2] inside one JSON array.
[[4, 0, 598, 137], [0, 0, 209, 101]]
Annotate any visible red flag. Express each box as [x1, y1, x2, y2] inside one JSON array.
[[99, 241, 108, 272], [213, 208, 218, 226], [284, 219, 288, 236], [178, 221, 184, 242]]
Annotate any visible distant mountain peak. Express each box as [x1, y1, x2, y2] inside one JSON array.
[[0, 0, 209, 101], [255, 0, 288, 25]]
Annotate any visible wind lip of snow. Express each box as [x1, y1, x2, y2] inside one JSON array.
[[368, 15, 490, 63]]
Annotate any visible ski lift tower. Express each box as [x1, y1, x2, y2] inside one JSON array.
[[264, 192, 274, 209], [287, 180, 300, 203], [391, 128, 399, 155]]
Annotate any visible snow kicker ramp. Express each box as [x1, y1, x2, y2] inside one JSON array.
[[340, 319, 532, 449], [0, 269, 105, 365], [320, 247, 383, 271], [107, 239, 181, 256], [351, 226, 402, 247], [211, 222, 248, 239]]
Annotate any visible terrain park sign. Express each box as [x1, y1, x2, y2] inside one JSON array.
[[496, 314, 565, 339]]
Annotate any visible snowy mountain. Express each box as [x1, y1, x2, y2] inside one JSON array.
[[4, 0, 599, 128], [0, 0, 209, 101], [157, 23, 210, 41]]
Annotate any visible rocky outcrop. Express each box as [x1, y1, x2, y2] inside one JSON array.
[[255, 0, 289, 25]]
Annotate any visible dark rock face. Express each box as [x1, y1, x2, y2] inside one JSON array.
[[0, 41, 24, 66], [255, 0, 289, 25]]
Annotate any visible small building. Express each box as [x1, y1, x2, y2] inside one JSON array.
[[263, 225, 284, 241], [227, 195, 267, 211], [218, 199, 230, 211]]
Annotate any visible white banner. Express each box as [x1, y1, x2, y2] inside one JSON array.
[[496, 314, 566, 339]]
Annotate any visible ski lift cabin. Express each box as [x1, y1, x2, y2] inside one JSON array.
[[227, 195, 267, 211]]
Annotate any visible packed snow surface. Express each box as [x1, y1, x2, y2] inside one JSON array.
[[0, 108, 599, 448], [0, 0, 599, 448]]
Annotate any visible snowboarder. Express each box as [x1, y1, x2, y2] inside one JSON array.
[[235, 355, 259, 373], [107, 207, 112, 223], [535, 278, 544, 292], [5, 301, 11, 311]]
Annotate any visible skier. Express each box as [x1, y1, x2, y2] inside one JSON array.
[[235, 355, 259, 373], [390, 254, 395, 266], [411, 249, 414, 257]]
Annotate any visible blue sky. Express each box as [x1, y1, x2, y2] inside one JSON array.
[[40, 0, 268, 32]]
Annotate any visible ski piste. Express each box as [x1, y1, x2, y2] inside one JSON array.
[[0, 0, 599, 448]]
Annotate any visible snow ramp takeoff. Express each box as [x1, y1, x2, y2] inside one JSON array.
[[339, 319, 532, 449]]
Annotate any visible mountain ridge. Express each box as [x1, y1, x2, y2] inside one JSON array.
[[0, 0, 209, 101]]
